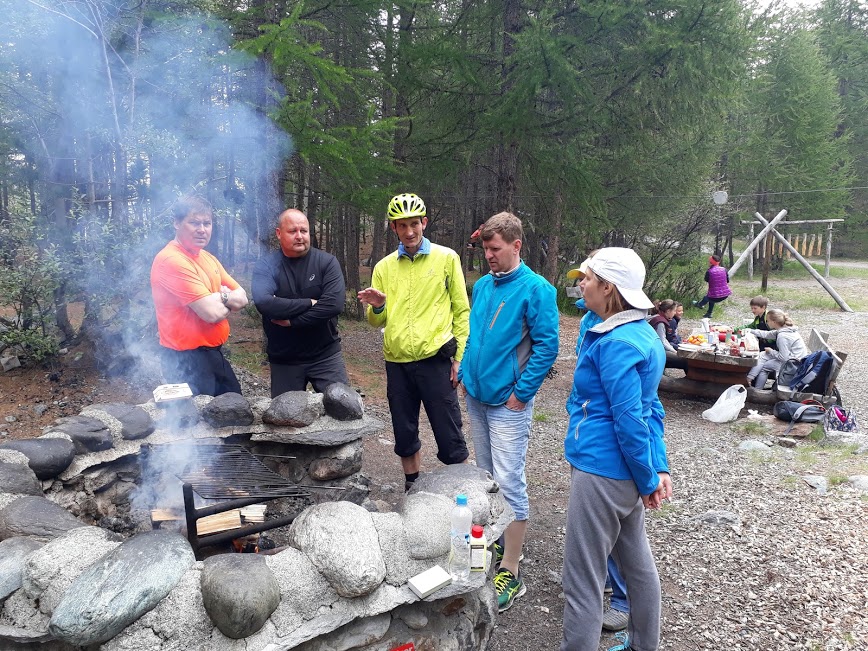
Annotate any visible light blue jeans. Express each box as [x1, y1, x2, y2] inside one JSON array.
[[465, 394, 534, 521]]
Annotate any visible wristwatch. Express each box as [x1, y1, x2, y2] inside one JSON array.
[[220, 290, 230, 305]]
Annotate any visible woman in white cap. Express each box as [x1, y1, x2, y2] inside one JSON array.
[[561, 247, 672, 651]]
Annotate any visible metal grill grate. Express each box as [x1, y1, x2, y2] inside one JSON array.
[[174, 444, 309, 500]]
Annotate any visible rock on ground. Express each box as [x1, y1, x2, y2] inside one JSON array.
[[200, 554, 280, 639], [48, 531, 195, 646]]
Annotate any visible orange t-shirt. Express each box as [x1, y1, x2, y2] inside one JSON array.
[[150, 241, 240, 351]]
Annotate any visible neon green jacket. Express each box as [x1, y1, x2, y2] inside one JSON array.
[[367, 240, 470, 363]]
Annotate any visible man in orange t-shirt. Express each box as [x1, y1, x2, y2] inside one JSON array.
[[150, 196, 248, 396]]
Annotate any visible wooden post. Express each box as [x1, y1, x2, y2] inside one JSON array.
[[825, 224, 833, 279], [762, 231, 771, 292], [730, 210, 788, 277], [753, 214, 852, 311], [747, 223, 754, 280]]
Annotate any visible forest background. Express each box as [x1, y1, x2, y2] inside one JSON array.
[[1, 0, 867, 368]]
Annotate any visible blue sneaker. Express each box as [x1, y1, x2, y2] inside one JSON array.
[[607, 631, 631, 651]]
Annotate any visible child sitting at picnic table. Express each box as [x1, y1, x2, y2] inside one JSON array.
[[649, 299, 680, 353], [670, 302, 683, 346], [746, 295, 776, 351], [737, 308, 808, 388]]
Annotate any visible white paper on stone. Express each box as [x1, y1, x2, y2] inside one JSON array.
[[153, 384, 193, 403]]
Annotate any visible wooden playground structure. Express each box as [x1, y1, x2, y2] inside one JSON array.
[[732, 210, 852, 312]]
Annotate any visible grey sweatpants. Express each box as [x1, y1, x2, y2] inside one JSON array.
[[560, 469, 661, 651]]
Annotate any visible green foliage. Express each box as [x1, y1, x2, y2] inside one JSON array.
[[532, 410, 550, 423], [725, 16, 853, 219], [734, 420, 770, 436], [0, 327, 59, 363], [808, 425, 826, 442], [1, 0, 866, 354], [0, 214, 62, 361]]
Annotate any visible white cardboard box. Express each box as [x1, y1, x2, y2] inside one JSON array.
[[153, 383, 193, 403], [408, 565, 452, 599]]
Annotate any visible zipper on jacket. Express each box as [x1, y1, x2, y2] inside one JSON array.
[[574, 399, 590, 440], [489, 301, 505, 330]]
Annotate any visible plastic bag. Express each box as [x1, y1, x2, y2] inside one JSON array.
[[741, 332, 760, 353], [702, 384, 748, 423]]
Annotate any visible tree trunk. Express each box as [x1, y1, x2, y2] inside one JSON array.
[[345, 206, 363, 319], [496, 0, 522, 212], [542, 193, 563, 283]]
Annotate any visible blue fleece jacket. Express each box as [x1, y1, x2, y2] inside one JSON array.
[[459, 262, 559, 405], [574, 298, 603, 355], [564, 309, 668, 495]]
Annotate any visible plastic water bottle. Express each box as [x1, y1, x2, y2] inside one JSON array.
[[469, 524, 488, 573], [448, 494, 472, 581]]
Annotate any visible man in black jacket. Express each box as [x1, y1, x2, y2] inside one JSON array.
[[252, 209, 350, 397]]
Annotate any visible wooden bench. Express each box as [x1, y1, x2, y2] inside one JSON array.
[[774, 328, 847, 406]]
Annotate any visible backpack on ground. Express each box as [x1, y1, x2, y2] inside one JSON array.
[[774, 400, 826, 436], [789, 351, 835, 395]]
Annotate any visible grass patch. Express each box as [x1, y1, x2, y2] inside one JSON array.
[[225, 343, 266, 376], [533, 410, 551, 423], [732, 421, 769, 436], [775, 259, 868, 280], [792, 441, 868, 475], [780, 475, 800, 488], [747, 449, 777, 464], [795, 446, 819, 464], [727, 280, 867, 311], [649, 501, 678, 519], [807, 425, 825, 442]]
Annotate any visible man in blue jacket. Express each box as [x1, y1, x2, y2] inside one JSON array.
[[459, 211, 559, 613]]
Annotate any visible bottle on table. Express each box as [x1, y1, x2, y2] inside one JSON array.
[[469, 524, 487, 573], [448, 493, 472, 581]]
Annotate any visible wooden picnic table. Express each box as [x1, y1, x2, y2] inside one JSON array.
[[676, 346, 758, 385]]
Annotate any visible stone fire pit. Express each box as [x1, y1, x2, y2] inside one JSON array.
[[0, 385, 512, 650]]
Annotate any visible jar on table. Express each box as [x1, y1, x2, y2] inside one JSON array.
[[729, 336, 741, 357]]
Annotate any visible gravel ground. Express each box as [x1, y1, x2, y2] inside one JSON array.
[[483, 269, 868, 651]]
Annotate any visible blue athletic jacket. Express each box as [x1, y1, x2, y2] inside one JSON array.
[[564, 309, 668, 495], [459, 262, 559, 405], [574, 298, 603, 355]]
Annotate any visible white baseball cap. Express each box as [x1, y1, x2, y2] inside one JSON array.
[[586, 247, 654, 310]]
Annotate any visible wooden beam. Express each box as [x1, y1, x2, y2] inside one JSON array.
[[752, 213, 853, 312], [747, 223, 754, 280], [729, 209, 788, 277], [825, 223, 833, 279], [739, 219, 845, 225], [658, 375, 777, 405]]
